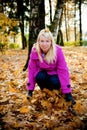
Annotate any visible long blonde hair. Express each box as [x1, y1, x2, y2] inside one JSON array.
[[35, 28, 56, 64]]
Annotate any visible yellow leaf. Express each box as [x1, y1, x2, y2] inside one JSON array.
[[9, 86, 19, 93], [2, 63, 8, 69], [14, 122, 20, 128], [74, 101, 83, 114], [41, 100, 49, 107], [82, 73, 87, 80], [22, 96, 29, 105], [71, 74, 77, 81], [19, 106, 29, 113], [0, 106, 4, 112]]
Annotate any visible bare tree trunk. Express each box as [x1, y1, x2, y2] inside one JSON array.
[[74, 4, 77, 41], [56, 29, 64, 46], [17, 0, 25, 49], [0, 1, 3, 12], [64, 4, 68, 41], [79, 0, 82, 46], [49, 0, 64, 40], [49, 0, 52, 23], [20, 19, 25, 49], [23, 0, 45, 71]]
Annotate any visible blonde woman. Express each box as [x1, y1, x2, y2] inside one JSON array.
[[27, 28, 75, 104]]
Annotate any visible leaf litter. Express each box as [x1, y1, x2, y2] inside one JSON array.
[[0, 47, 87, 130]]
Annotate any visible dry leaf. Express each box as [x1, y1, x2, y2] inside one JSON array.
[[0, 48, 87, 129], [19, 106, 29, 113]]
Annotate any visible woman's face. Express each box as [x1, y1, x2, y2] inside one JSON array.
[[39, 35, 52, 53]]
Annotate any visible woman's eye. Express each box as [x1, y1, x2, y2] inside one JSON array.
[[41, 40, 44, 42], [46, 40, 50, 43]]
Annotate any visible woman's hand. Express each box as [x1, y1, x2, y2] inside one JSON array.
[[65, 93, 76, 105], [27, 90, 33, 99]]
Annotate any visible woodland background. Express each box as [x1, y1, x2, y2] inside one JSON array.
[[0, 0, 87, 129], [0, 0, 87, 69]]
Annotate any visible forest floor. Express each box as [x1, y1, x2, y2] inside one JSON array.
[[0, 47, 87, 130]]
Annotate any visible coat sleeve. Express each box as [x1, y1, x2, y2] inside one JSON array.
[[57, 46, 72, 94], [27, 48, 38, 91]]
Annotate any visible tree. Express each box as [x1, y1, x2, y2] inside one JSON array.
[[0, 13, 19, 44], [16, 0, 25, 49], [79, 0, 82, 46], [47, 0, 64, 45], [56, 29, 64, 46], [16, 0, 29, 49], [0, 0, 29, 49], [23, 0, 45, 71], [63, 2, 69, 41], [1, 0, 87, 51], [49, 0, 52, 23], [74, 2, 77, 41], [49, 0, 64, 34]]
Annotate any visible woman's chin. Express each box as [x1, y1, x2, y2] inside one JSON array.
[[43, 50, 48, 53]]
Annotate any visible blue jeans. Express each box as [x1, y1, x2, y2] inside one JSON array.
[[36, 71, 60, 90]]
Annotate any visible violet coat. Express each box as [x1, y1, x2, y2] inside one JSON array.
[[27, 45, 72, 94]]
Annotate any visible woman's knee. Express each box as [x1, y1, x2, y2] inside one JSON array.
[[36, 71, 48, 82], [49, 75, 60, 86]]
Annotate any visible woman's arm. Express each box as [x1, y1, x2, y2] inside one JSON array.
[[56, 46, 72, 94], [27, 48, 38, 91]]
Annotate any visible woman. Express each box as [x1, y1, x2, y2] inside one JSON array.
[[27, 28, 75, 104]]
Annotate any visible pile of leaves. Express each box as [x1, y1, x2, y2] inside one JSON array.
[[0, 47, 87, 130]]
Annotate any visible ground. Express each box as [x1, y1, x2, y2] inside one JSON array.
[[0, 47, 87, 130]]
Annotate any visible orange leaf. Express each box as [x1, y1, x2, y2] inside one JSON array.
[[19, 106, 29, 113], [9, 86, 19, 93]]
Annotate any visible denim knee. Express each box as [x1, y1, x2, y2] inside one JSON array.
[[48, 75, 60, 89], [36, 71, 48, 85]]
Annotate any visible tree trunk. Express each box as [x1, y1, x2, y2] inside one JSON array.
[[64, 3, 68, 42], [0, 1, 3, 12], [79, 0, 82, 46], [74, 4, 77, 41], [56, 4, 64, 46], [56, 29, 64, 46], [20, 20, 25, 49], [17, 0, 25, 49], [49, 0, 64, 37], [49, 0, 52, 23], [23, 0, 45, 71]]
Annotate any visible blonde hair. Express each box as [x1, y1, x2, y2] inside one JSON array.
[[35, 28, 56, 64]]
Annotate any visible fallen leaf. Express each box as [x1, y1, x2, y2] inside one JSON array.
[[19, 106, 29, 113]]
